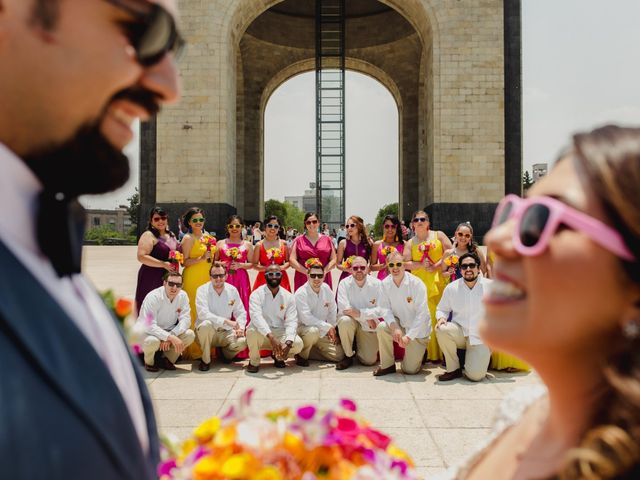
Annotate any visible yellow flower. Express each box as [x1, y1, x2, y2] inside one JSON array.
[[214, 425, 237, 447], [254, 466, 283, 480], [193, 456, 220, 480], [194, 417, 221, 443], [178, 438, 198, 461], [221, 453, 256, 479]]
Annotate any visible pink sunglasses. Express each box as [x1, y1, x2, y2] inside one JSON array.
[[492, 194, 635, 260]]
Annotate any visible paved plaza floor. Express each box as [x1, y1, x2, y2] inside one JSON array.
[[83, 246, 541, 478]]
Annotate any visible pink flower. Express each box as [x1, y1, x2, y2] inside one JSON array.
[[339, 398, 357, 412], [297, 405, 317, 421]]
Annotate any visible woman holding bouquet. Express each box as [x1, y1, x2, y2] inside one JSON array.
[[441, 222, 489, 282], [252, 215, 291, 291], [216, 215, 254, 312], [370, 214, 406, 280], [403, 210, 452, 361], [181, 207, 215, 359], [336, 215, 373, 286], [289, 212, 336, 291], [134, 206, 179, 312]]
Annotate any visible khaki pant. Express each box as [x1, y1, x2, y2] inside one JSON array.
[[376, 321, 428, 375], [245, 327, 303, 367], [143, 330, 195, 365], [297, 325, 345, 362], [196, 320, 247, 364], [336, 316, 379, 366], [435, 322, 491, 381]]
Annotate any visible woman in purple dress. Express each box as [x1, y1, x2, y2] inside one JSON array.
[[134, 206, 179, 312], [289, 212, 337, 291], [336, 215, 373, 286]]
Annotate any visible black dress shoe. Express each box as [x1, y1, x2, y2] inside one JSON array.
[[159, 357, 176, 370], [246, 363, 260, 373], [145, 363, 159, 373], [274, 359, 286, 368], [198, 360, 210, 372], [217, 347, 232, 364], [437, 368, 462, 381], [336, 355, 353, 370], [373, 365, 397, 377], [294, 354, 309, 367]]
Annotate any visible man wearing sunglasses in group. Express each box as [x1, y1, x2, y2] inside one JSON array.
[[0, 0, 183, 477], [435, 252, 492, 382], [336, 256, 393, 370], [195, 262, 247, 371], [294, 261, 345, 366], [139, 272, 195, 372], [246, 264, 304, 372], [374, 252, 430, 376]]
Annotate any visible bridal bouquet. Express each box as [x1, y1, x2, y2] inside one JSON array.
[[266, 247, 283, 261], [381, 245, 397, 257], [227, 246, 241, 274], [417, 242, 434, 265], [341, 255, 356, 270], [203, 234, 217, 263], [169, 250, 184, 272], [158, 390, 417, 480], [304, 258, 323, 269], [444, 254, 459, 280]]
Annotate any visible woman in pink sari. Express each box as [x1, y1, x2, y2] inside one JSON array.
[[289, 212, 336, 291]]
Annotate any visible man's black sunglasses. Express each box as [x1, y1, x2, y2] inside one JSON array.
[[105, 0, 185, 67]]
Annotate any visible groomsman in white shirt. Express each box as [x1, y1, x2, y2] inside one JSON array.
[[336, 256, 393, 370], [195, 262, 247, 371], [139, 272, 195, 372], [375, 251, 430, 376], [246, 264, 304, 372], [294, 263, 345, 366], [435, 252, 492, 382]]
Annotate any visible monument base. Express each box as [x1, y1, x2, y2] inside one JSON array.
[[423, 203, 499, 242]]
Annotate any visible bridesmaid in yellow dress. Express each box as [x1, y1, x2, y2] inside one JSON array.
[[486, 248, 530, 372], [403, 210, 453, 361], [180, 207, 214, 360]]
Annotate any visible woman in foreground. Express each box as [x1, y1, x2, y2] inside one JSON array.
[[446, 125, 640, 479]]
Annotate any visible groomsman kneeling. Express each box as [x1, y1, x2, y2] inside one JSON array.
[[140, 272, 196, 372], [374, 252, 430, 376], [195, 262, 248, 371], [294, 261, 345, 366], [246, 264, 303, 372], [336, 256, 392, 370]]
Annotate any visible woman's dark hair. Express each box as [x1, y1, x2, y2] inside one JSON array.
[[225, 214, 244, 238], [346, 215, 373, 258], [304, 212, 319, 223], [264, 215, 280, 225], [455, 222, 478, 254], [382, 214, 402, 243], [146, 206, 174, 238], [182, 207, 204, 234], [555, 125, 640, 479]]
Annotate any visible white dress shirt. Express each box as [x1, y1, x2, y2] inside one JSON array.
[[195, 282, 247, 330], [0, 143, 149, 452], [138, 286, 191, 340], [248, 285, 298, 342], [337, 275, 393, 331], [294, 281, 337, 337], [436, 277, 492, 345], [382, 273, 431, 339]]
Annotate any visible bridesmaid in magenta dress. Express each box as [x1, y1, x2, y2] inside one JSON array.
[[215, 215, 254, 313], [370, 214, 406, 280], [336, 215, 373, 287], [289, 212, 337, 291], [134, 207, 179, 312]]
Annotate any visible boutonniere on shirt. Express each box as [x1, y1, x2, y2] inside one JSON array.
[[323, 302, 330, 308], [280, 304, 285, 311], [406, 296, 413, 304], [176, 308, 182, 314], [228, 299, 235, 306], [370, 299, 376, 305]]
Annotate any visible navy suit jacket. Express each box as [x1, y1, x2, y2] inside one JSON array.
[[0, 241, 159, 479]]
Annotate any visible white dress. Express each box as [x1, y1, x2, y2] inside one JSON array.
[[435, 385, 547, 479]]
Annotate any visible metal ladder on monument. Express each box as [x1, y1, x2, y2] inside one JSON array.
[[315, 0, 345, 232]]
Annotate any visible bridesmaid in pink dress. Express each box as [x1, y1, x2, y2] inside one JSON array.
[[370, 214, 406, 280], [336, 215, 373, 287], [289, 212, 337, 291], [215, 215, 254, 313]]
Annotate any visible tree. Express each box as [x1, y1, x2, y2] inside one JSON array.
[[126, 188, 140, 234], [372, 202, 399, 238], [264, 199, 288, 224], [522, 170, 534, 192], [264, 199, 305, 232]]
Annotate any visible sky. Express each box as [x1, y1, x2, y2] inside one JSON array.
[[82, 0, 640, 225]]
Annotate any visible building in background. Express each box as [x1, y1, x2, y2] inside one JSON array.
[[532, 163, 548, 182], [285, 182, 317, 213], [86, 206, 132, 236]]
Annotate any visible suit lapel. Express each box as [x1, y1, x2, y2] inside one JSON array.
[[0, 242, 152, 478]]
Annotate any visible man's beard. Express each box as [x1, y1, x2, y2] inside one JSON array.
[[23, 88, 160, 197], [267, 277, 282, 288]]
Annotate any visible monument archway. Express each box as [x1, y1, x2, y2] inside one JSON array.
[[141, 0, 521, 237]]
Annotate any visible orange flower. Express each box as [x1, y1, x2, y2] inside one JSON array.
[[115, 298, 133, 318]]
